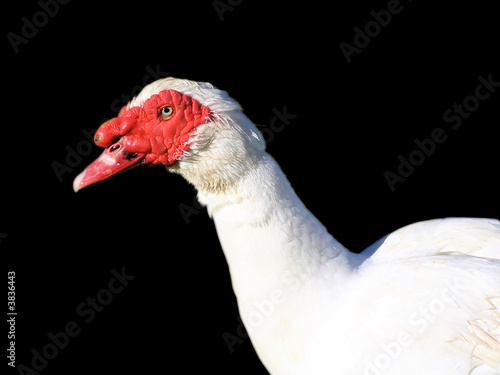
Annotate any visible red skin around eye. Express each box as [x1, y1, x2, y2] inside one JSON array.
[[94, 89, 212, 165]]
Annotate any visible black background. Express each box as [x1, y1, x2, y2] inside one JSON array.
[[2, 1, 499, 374]]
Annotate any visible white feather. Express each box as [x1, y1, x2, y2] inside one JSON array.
[[135, 78, 500, 374]]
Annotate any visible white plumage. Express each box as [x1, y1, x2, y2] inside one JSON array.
[[76, 78, 500, 374]]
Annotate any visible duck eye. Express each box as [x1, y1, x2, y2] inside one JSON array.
[[160, 106, 174, 120]]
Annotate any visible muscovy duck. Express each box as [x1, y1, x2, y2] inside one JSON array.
[[74, 77, 500, 375]]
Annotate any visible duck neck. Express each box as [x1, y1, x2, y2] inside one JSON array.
[[195, 152, 352, 316]]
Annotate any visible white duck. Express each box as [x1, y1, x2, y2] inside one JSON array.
[[74, 78, 500, 375]]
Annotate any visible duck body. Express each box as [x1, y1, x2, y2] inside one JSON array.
[[198, 149, 500, 375]]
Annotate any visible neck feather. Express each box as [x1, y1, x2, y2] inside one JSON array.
[[195, 152, 352, 304]]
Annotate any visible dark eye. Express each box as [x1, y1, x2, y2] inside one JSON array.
[[160, 106, 174, 120]]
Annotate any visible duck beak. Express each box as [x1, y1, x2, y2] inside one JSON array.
[[73, 138, 145, 192]]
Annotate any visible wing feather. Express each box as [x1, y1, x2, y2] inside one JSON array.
[[368, 217, 500, 261], [361, 218, 500, 371]]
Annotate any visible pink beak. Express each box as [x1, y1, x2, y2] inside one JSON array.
[[73, 138, 146, 192]]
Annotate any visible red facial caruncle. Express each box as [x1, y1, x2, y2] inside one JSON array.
[[73, 89, 212, 191]]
